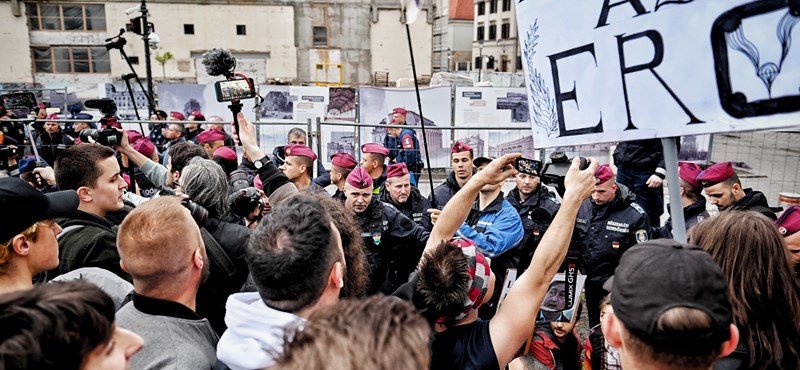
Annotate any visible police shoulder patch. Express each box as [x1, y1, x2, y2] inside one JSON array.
[[630, 202, 646, 214], [635, 229, 648, 243]]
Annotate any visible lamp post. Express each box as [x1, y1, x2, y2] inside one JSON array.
[[478, 40, 483, 82], [140, 0, 154, 113]]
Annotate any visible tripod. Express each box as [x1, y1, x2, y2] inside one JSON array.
[[105, 29, 156, 121]]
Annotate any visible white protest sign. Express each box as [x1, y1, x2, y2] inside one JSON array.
[[515, 0, 800, 148]]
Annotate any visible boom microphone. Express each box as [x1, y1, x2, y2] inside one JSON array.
[[202, 48, 237, 78]]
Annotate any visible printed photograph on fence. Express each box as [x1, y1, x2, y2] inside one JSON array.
[[515, 0, 800, 148], [320, 87, 358, 164], [357, 86, 452, 168], [454, 87, 532, 158], [536, 273, 586, 324]]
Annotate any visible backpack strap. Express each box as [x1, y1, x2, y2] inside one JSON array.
[[200, 228, 236, 277]]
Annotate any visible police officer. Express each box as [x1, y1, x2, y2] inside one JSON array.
[[576, 164, 650, 328], [343, 167, 429, 295], [279, 144, 327, 194], [613, 139, 671, 226], [506, 160, 561, 271], [329, 152, 358, 203], [651, 162, 709, 239], [697, 161, 781, 220], [428, 141, 475, 209], [383, 108, 422, 185], [379, 163, 432, 230], [775, 206, 800, 277], [360, 143, 389, 195]]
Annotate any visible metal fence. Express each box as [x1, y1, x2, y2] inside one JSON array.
[[3, 116, 798, 207]]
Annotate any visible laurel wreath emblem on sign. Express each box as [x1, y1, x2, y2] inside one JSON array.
[[523, 19, 559, 137]]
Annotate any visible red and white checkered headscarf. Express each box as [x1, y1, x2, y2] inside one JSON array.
[[446, 238, 492, 322]]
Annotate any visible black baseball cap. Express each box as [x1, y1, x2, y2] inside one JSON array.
[[611, 239, 732, 345], [473, 156, 495, 168], [0, 178, 79, 241]]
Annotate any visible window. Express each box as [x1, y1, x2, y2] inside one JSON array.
[[236, 25, 246, 35], [129, 56, 139, 65], [184, 24, 194, 35], [475, 56, 482, 69], [490, 0, 497, 13], [456, 61, 470, 71], [477, 2, 485, 16], [489, 23, 497, 40], [501, 22, 510, 39], [502, 0, 511, 12], [33, 46, 110, 73], [313, 26, 327, 47], [26, 3, 105, 31], [477, 25, 484, 41]]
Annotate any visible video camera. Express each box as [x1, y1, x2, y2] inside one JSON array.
[[541, 152, 590, 198], [84, 98, 120, 129], [79, 128, 123, 146], [0, 145, 18, 160]]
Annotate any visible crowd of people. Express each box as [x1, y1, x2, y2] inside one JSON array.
[[1, 102, 799, 370]]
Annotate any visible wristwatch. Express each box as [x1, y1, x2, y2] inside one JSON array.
[[253, 156, 269, 169]]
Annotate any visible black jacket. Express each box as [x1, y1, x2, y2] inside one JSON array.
[[613, 139, 677, 174], [730, 188, 781, 220], [428, 171, 466, 209], [652, 198, 710, 239], [199, 217, 251, 335], [379, 184, 432, 230], [575, 184, 650, 281], [506, 186, 562, 270], [35, 131, 74, 167], [357, 197, 429, 294], [53, 210, 130, 282]]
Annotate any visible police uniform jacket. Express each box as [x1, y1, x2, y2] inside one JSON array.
[[651, 198, 710, 239], [575, 184, 650, 282], [384, 128, 421, 168], [458, 191, 524, 258], [35, 131, 74, 167], [356, 196, 430, 294], [332, 188, 346, 203], [379, 184, 433, 230], [731, 188, 780, 220], [506, 185, 561, 269]]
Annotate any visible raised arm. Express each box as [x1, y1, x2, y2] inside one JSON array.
[[232, 112, 298, 205], [424, 153, 520, 255], [115, 130, 167, 188], [489, 157, 598, 369]]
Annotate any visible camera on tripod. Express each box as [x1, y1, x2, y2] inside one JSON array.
[[79, 128, 123, 146]]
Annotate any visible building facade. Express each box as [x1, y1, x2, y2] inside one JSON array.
[[472, 0, 521, 75], [431, 0, 473, 73], [0, 0, 433, 99]]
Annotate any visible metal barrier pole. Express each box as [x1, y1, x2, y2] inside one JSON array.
[[662, 136, 687, 243]]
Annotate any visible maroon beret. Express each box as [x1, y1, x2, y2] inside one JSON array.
[[387, 163, 410, 179], [678, 162, 703, 188], [595, 164, 615, 184], [284, 144, 317, 161], [392, 107, 407, 115], [776, 206, 800, 237], [126, 130, 144, 144], [361, 143, 389, 156], [451, 141, 472, 153], [696, 162, 734, 187], [330, 152, 358, 169], [213, 146, 237, 161], [197, 129, 226, 143], [169, 111, 185, 120], [346, 167, 373, 189], [189, 111, 205, 121], [132, 138, 155, 158]]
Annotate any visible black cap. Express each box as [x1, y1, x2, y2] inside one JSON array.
[[611, 239, 732, 345], [0, 178, 79, 241], [473, 156, 495, 168]]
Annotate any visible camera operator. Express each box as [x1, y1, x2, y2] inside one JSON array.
[[35, 114, 74, 167]]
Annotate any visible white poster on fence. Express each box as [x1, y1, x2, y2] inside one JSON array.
[[358, 87, 452, 168], [515, 0, 800, 148], [454, 87, 534, 158]]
